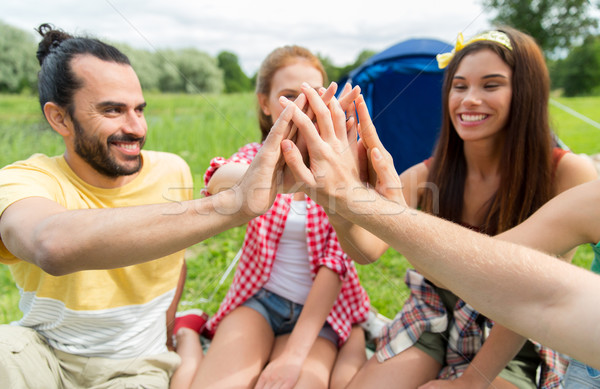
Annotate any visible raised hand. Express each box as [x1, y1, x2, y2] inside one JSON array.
[[233, 103, 296, 217], [281, 82, 406, 211], [353, 97, 406, 205], [352, 96, 395, 188], [280, 82, 364, 213]]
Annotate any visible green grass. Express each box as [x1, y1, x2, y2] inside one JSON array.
[[550, 97, 600, 155], [0, 92, 599, 324]]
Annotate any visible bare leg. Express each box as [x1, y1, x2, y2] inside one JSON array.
[[490, 377, 519, 388], [170, 328, 203, 389], [346, 345, 441, 389], [270, 333, 337, 389], [191, 306, 274, 388], [330, 326, 367, 389]]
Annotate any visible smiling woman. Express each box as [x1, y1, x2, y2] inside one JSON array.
[[342, 27, 598, 389], [448, 49, 512, 144]]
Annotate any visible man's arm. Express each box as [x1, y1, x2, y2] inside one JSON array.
[[0, 192, 244, 275], [205, 163, 249, 195], [317, 93, 388, 264], [497, 179, 600, 254], [280, 89, 600, 369], [420, 164, 598, 388], [331, 185, 600, 370], [0, 102, 297, 276]]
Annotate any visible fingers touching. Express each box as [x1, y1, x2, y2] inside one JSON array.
[[370, 148, 406, 206]]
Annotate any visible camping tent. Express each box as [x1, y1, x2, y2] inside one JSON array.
[[345, 38, 452, 174]]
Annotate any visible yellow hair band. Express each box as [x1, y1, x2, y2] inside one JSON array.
[[436, 31, 513, 69]]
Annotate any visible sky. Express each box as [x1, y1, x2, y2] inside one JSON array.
[[3, 0, 493, 75]]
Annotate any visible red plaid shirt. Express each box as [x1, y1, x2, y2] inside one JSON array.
[[202, 143, 370, 345]]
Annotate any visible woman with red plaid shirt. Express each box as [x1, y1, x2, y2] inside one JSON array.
[[190, 46, 370, 389]]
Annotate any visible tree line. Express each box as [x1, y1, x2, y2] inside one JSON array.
[[2, 0, 600, 97], [0, 21, 373, 96], [482, 0, 600, 96]]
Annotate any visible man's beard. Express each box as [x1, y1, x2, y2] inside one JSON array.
[[72, 117, 145, 177]]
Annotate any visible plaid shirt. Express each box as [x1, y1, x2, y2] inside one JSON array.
[[377, 270, 568, 388], [202, 143, 370, 345]]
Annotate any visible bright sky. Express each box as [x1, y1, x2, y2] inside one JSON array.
[[3, 0, 493, 75]]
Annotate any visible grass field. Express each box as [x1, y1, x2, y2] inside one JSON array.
[[0, 92, 599, 324]]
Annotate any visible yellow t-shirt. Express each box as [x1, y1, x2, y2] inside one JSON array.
[[0, 151, 193, 358]]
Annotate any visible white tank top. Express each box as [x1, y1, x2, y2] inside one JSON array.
[[264, 200, 313, 304]]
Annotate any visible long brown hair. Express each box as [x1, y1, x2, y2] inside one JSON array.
[[419, 27, 553, 235], [255, 45, 327, 141]]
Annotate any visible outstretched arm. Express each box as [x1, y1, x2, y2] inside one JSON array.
[[0, 103, 297, 276], [497, 179, 600, 254], [280, 91, 600, 369], [421, 161, 598, 388], [205, 162, 250, 195], [206, 84, 359, 197], [301, 91, 393, 264]]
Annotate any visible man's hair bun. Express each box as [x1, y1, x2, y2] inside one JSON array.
[[35, 23, 73, 66]]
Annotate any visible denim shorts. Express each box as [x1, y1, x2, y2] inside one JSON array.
[[564, 359, 600, 388], [242, 288, 339, 346]]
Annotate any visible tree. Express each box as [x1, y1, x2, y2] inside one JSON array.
[[552, 35, 600, 96], [217, 51, 252, 93], [337, 49, 377, 81], [481, 0, 599, 55], [157, 48, 224, 94], [317, 54, 341, 84], [318, 50, 376, 84], [114, 43, 162, 92], [0, 22, 38, 93], [354, 49, 377, 65]]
